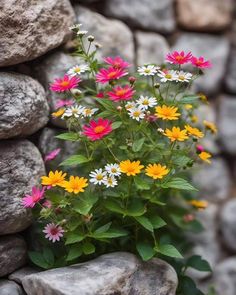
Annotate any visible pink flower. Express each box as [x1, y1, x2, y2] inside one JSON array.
[[191, 56, 212, 69], [50, 75, 81, 92], [83, 118, 113, 141], [103, 56, 131, 69], [42, 200, 52, 208], [22, 186, 45, 208], [196, 145, 204, 153], [44, 148, 61, 162], [96, 91, 105, 99], [55, 99, 74, 108], [166, 51, 192, 65], [43, 223, 64, 243], [107, 85, 135, 102], [96, 67, 128, 84]]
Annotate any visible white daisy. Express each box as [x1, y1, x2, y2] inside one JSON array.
[[77, 30, 88, 36], [82, 108, 99, 117], [89, 169, 107, 185], [157, 70, 178, 82], [103, 175, 118, 188], [137, 65, 159, 76], [62, 105, 84, 118], [125, 101, 136, 111], [176, 71, 192, 83], [136, 95, 157, 110], [104, 163, 121, 177], [128, 107, 145, 121], [69, 24, 82, 31], [67, 64, 90, 76]]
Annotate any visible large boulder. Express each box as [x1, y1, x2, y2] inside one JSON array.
[[0, 0, 75, 67], [0, 72, 49, 139], [0, 140, 45, 235], [103, 0, 176, 34], [225, 49, 236, 94], [22, 252, 178, 295], [0, 280, 25, 295], [0, 236, 27, 277]]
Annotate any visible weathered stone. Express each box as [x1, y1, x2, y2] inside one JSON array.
[[9, 267, 39, 285], [225, 49, 236, 94], [0, 72, 49, 139], [0, 236, 27, 277], [173, 34, 230, 95], [74, 6, 135, 62], [0, 0, 75, 67], [104, 0, 176, 34], [22, 252, 178, 295], [176, 0, 233, 32], [218, 95, 236, 154], [0, 140, 45, 235], [135, 31, 170, 66], [193, 158, 231, 202], [0, 280, 25, 295]]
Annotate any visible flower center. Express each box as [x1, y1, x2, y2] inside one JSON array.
[[176, 56, 183, 61], [144, 69, 151, 73], [72, 109, 78, 114], [111, 168, 117, 173], [50, 228, 58, 235], [85, 109, 92, 115], [74, 67, 81, 73], [116, 89, 127, 96], [60, 81, 70, 87], [143, 99, 149, 105], [165, 74, 172, 79], [108, 71, 117, 79], [133, 110, 141, 117], [96, 174, 104, 180], [179, 75, 185, 80], [94, 125, 105, 133]]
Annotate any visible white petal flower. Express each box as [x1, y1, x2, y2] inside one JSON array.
[[104, 163, 121, 177], [157, 70, 178, 82], [136, 95, 157, 110], [103, 175, 118, 188], [82, 108, 99, 117], [69, 24, 82, 31], [137, 65, 159, 76], [176, 71, 192, 83], [77, 30, 88, 36], [125, 101, 137, 111], [89, 169, 107, 185], [62, 105, 85, 118], [67, 64, 90, 76], [128, 107, 145, 121]]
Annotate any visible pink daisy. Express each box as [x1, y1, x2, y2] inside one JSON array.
[[83, 118, 113, 141], [96, 67, 128, 84], [166, 51, 192, 65], [107, 85, 135, 102], [22, 186, 45, 208], [55, 99, 74, 108], [191, 56, 212, 69], [96, 91, 105, 99], [50, 75, 81, 92], [43, 223, 64, 243], [103, 56, 131, 69], [44, 148, 61, 162]]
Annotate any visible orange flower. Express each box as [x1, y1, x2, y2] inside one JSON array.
[[164, 127, 189, 142], [155, 105, 180, 120]]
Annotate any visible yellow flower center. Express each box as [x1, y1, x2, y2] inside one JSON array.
[[116, 89, 127, 96], [176, 55, 183, 61], [72, 109, 78, 114], [94, 125, 105, 133], [144, 69, 151, 73], [74, 67, 81, 73], [108, 71, 117, 78], [111, 168, 117, 173], [179, 75, 185, 80], [133, 110, 141, 117], [143, 99, 149, 105], [85, 109, 92, 115], [96, 174, 104, 180], [165, 74, 172, 79]]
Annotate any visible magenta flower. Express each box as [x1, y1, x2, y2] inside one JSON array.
[[191, 56, 212, 69], [196, 145, 204, 153], [96, 67, 128, 84], [166, 51, 192, 65], [22, 186, 45, 208], [83, 118, 113, 141], [107, 85, 135, 102], [103, 56, 131, 69], [55, 99, 74, 108], [50, 75, 81, 92], [44, 148, 61, 162], [42, 200, 52, 208], [43, 223, 64, 243]]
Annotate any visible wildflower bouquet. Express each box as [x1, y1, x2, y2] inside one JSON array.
[[25, 24, 217, 294]]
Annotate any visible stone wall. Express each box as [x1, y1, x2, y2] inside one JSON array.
[[0, 0, 236, 294]]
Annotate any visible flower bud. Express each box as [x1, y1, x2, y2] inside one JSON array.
[[196, 145, 204, 154], [129, 76, 136, 85], [117, 106, 122, 111], [87, 35, 95, 42], [71, 88, 82, 97], [154, 83, 160, 89], [94, 42, 102, 49]]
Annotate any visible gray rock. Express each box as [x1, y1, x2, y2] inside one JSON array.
[[9, 267, 39, 285], [176, 0, 234, 32], [135, 31, 170, 66], [193, 158, 231, 202], [0, 140, 45, 235], [104, 0, 176, 34], [225, 49, 236, 94], [0, 280, 25, 295], [0, 236, 27, 277], [220, 199, 236, 252], [218, 95, 236, 154], [22, 252, 178, 295], [0, 0, 75, 67], [173, 34, 230, 95], [0, 72, 49, 139], [74, 6, 135, 63]]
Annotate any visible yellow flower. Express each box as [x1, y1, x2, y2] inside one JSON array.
[[203, 120, 218, 134], [62, 176, 88, 194], [189, 200, 208, 210], [41, 170, 67, 187], [185, 125, 204, 138], [164, 127, 189, 142], [52, 108, 65, 118], [145, 163, 169, 180], [198, 93, 208, 104], [185, 104, 193, 110], [119, 160, 144, 176], [155, 105, 181, 120], [199, 151, 212, 164], [191, 115, 198, 123]]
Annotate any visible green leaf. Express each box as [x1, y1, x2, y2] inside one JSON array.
[[94, 222, 112, 234], [66, 245, 82, 261], [43, 248, 54, 266], [126, 200, 146, 217], [95, 98, 115, 111], [45, 190, 62, 203], [149, 216, 167, 229], [132, 138, 145, 152], [104, 199, 126, 215], [60, 155, 90, 167], [136, 242, 155, 261], [73, 194, 98, 215], [112, 121, 122, 129], [134, 216, 153, 232], [179, 276, 204, 295], [161, 177, 198, 191], [172, 155, 191, 167], [134, 177, 151, 190], [29, 251, 49, 269], [91, 228, 128, 239], [180, 95, 200, 104], [65, 232, 85, 245], [82, 242, 96, 255], [157, 244, 183, 258], [186, 255, 212, 272], [55, 132, 79, 141]]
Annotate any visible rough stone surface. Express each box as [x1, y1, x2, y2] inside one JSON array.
[[135, 31, 170, 66], [225, 49, 236, 94], [0, 140, 45, 235], [74, 6, 135, 62], [0, 72, 49, 139], [220, 199, 236, 252], [9, 267, 39, 285], [218, 95, 236, 154], [0, 280, 25, 295], [0, 0, 75, 67], [0, 236, 27, 277], [22, 252, 178, 295], [173, 34, 230, 95], [104, 0, 176, 34], [193, 158, 231, 202], [176, 0, 233, 31]]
